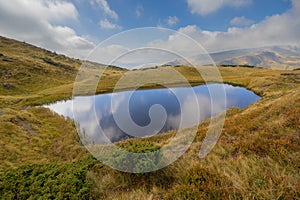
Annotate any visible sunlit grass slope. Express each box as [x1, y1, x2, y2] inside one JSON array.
[[0, 36, 299, 199]]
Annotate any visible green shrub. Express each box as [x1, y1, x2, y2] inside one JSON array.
[[109, 140, 162, 173], [0, 157, 96, 199], [281, 72, 295, 76], [42, 57, 59, 66]]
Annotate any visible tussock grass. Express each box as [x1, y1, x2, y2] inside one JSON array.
[[0, 107, 89, 171], [0, 36, 299, 199]]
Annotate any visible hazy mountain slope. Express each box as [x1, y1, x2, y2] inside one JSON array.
[[165, 46, 300, 69], [217, 46, 300, 69]]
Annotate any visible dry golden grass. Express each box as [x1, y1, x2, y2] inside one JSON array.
[[0, 107, 89, 171], [85, 69, 300, 199], [0, 36, 299, 199]]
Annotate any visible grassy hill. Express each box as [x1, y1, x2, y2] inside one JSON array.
[[170, 46, 300, 70], [0, 36, 127, 108], [0, 36, 299, 199], [216, 46, 300, 70]]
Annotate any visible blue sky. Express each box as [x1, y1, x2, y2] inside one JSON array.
[[69, 0, 292, 42], [0, 0, 299, 66]]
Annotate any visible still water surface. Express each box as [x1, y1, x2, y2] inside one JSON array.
[[45, 84, 260, 143]]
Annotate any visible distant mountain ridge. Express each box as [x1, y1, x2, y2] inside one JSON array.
[[165, 46, 300, 70]]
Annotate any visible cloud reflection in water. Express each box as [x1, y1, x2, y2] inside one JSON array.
[[45, 84, 260, 144]]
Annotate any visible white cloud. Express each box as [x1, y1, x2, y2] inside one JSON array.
[[152, 0, 300, 54], [148, 26, 211, 58], [0, 0, 95, 59], [136, 5, 144, 17], [230, 16, 254, 26], [114, 49, 180, 69], [0, 0, 78, 22], [187, 0, 252, 15], [99, 19, 122, 30], [167, 16, 179, 26], [88, 44, 129, 64], [90, 0, 118, 19], [90, 0, 121, 31]]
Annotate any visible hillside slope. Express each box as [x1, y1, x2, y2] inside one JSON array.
[[0, 36, 299, 199], [0, 36, 127, 108], [165, 46, 300, 70], [217, 46, 300, 70], [0, 36, 80, 96]]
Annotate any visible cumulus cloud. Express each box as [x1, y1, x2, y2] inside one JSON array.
[[230, 16, 254, 27], [136, 5, 144, 17], [167, 16, 179, 26], [90, 0, 118, 19], [0, 0, 95, 59], [148, 26, 212, 58], [99, 19, 122, 30], [88, 44, 129, 64], [187, 0, 252, 15], [153, 0, 300, 53], [90, 0, 121, 31], [0, 0, 78, 22]]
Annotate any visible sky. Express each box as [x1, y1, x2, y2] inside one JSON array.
[[0, 0, 299, 67]]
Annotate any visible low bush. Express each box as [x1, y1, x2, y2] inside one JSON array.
[[108, 140, 162, 173], [0, 157, 96, 199]]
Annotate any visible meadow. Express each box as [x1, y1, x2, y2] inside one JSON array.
[[0, 36, 299, 199]]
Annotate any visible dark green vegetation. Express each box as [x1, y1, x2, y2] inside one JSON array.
[[0, 157, 97, 199], [113, 141, 162, 173], [0, 36, 299, 199], [220, 64, 258, 68]]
